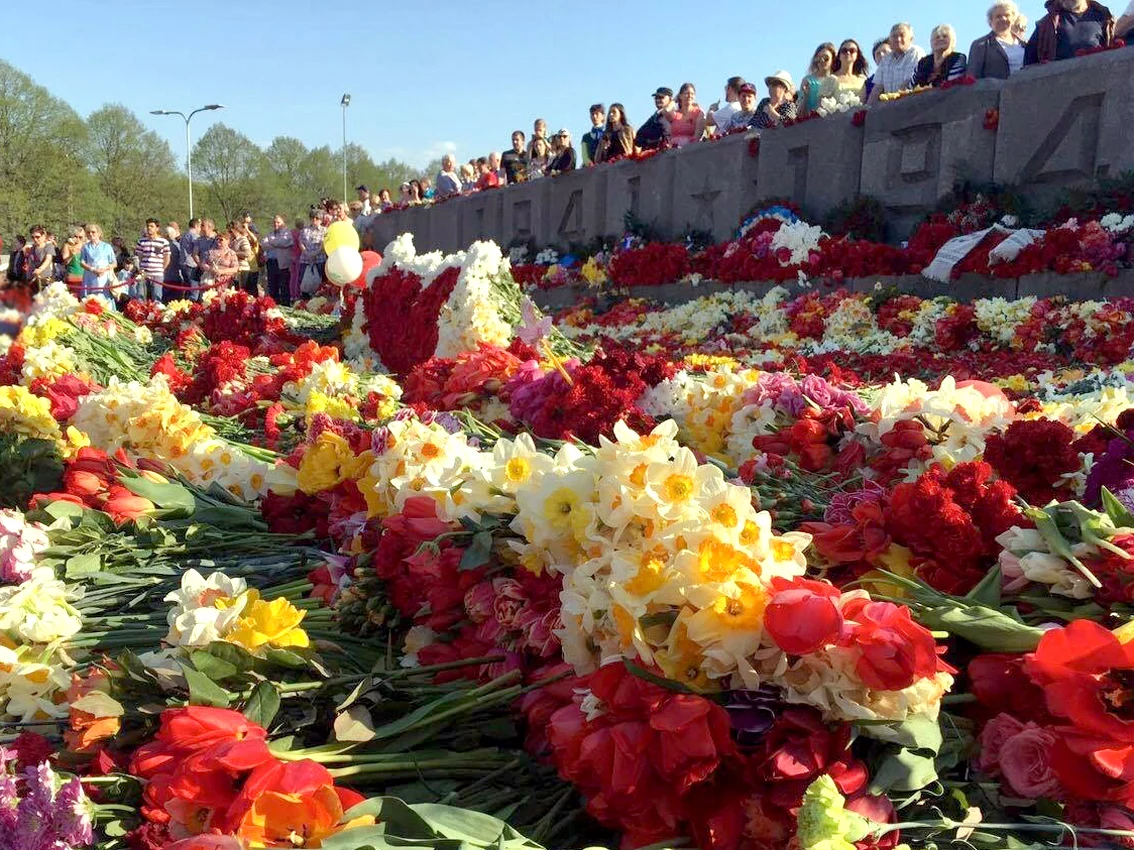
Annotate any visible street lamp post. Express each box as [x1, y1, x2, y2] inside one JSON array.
[[341, 94, 351, 205], [150, 104, 225, 220]]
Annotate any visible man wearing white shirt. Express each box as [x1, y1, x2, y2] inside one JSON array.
[[356, 185, 372, 216], [706, 76, 744, 137], [868, 22, 926, 104]]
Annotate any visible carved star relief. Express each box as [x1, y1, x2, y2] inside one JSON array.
[[691, 178, 723, 229]]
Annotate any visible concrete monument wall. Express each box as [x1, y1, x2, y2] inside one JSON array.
[[368, 50, 1134, 254]]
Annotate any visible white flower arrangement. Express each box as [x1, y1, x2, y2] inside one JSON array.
[[815, 90, 863, 117]]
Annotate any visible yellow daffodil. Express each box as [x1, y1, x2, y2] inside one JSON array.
[[227, 596, 310, 652]]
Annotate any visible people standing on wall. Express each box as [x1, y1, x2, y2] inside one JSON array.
[[356, 186, 372, 215], [704, 76, 744, 137], [501, 132, 529, 184], [721, 82, 763, 132], [528, 138, 551, 179], [476, 157, 501, 189], [830, 40, 870, 99], [528, 119, 550, 161], [970, 1, 1027, 78], [376, 188, 393, 212], [581, 104, 606, 165], [594, 104, 634, 163], [799, 43, 838, 116], [667, 83, 704, 147], [753, 74, 798, 130], [868, 23, 925, 104], [863, 39, 892, 100], [913, 24, 968, 86], [459, 162, 477, 193], [635, 87, 674, 151], [548, 130, 577, 175], [436, 154, 463, 199], [1025, 0, 1114, 64]]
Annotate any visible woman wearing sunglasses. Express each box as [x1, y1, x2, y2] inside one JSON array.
[[831, 39, 870, 100]]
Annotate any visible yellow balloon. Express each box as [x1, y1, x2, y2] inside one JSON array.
[[323, 220, 360, 254]]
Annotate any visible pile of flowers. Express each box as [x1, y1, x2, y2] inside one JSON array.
[[8, 232, 1134, 850]]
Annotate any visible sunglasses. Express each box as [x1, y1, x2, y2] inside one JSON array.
[[840, 46, 858, 53]]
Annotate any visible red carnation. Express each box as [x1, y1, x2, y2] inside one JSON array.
[[984, 419, 1080, 505]]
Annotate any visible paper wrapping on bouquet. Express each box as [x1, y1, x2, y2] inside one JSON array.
[[922, 226, 1011, 282], [988, 229, 1046, 265]]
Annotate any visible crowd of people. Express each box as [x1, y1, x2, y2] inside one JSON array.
[[410, 0, 1131, 200], [2, 198, 372, 308], [2, 0, 1129, 301]]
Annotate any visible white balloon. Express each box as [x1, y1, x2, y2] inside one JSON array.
[[325, 246, 364, 286]]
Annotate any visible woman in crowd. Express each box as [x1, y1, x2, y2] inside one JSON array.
[[969, 1, 1026, 79], [864, 38, 892, 100], [110, 236, 131, 273], [399, 182, 413, 205], [409, 180, 425, 205], [297, 208, 327, 297], [831, 39, 870, 99], [228, 220, 253, 293], [78, 224, 116, 300], [799, 43, 837, 116], [913, 24, 968, 87], [61, 226, 84, 295], [667, 83, 704, 147], [528, 137, 551, 179], [201, 231, 239, 292], [261, 214, 294, 306], [1012, 13, 1028, 40], [548, 130, 577, 175], [595, 104, 634, 163], [754, 72, 798, 130]]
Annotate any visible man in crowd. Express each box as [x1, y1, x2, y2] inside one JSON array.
[[1026, 0, 1114, 63], [261, 214, 295, 306], [635, 88, 674, 151], [135, 218, 171, 302], [436, 154, 463, 198], [706, 77, 745, 137], [488, 151, 503, 182], [26, 226, 55, 289], [180, 218, 200, 288], [869, 22, 925, 104], [581, 103, 606, 165], [191, 219, 218, 300], [501, 132, 528, 185], [476, 157, 500, 189], [163, 226, 183, 297], [356, 185, 372, 215], [242, 212, 259, 237]]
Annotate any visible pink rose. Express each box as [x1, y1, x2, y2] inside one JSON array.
[[1000, 727, 1061, 799], [463, 582, 496, 623], [977, 713, 1028, 775], [491, 577, 526, 629]]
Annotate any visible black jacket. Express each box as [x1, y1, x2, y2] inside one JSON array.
[[968, 32, 1016, 79], [634, 111, 669, 151]]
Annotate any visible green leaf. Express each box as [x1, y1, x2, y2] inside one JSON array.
[[181, 664, 230, 707], [964, 565, 1002, 608], [860, 715, 943, 753], [44, 500, 85, 522], [263, 647, 308, 669], [411, 804, 542, 848], [341, 797, 434, 837], [334, 704, 377, 742], [870, 747, 939, 793], [205, 641, 256, 672], [459, 531, 494, 571], [189, 650, 239, 681], [243, 681, 280, 729], [120, 474, 196, 514], [624, 660, 703, 696], [1103, 487, 1134, 527], [64, 552, 102, 578]]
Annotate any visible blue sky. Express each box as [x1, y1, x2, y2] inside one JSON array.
[[10, 0, 1017, 170]]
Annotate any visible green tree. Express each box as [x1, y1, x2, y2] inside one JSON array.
[[84, 103, 181, 234], [192, 123, 270, 223]]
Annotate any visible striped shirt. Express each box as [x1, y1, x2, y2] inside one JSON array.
[[134, 236, 170, 283], [874, 46, 926, 96]]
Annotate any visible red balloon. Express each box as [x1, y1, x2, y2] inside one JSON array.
[[350, 251, 382, 288]]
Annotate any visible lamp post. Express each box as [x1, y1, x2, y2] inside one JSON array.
[[150, 104, 225, 220], [341, 94, 351, 205]]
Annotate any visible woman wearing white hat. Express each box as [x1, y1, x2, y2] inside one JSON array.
[[754, 71, 798, 130]]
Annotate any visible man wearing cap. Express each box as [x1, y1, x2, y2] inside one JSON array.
[[436, 154, 463, 199], [635, 87, 675, 151], [754, 72, 799, 130], [356, 186, 372, 215], [717, 82, 761, 133]]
